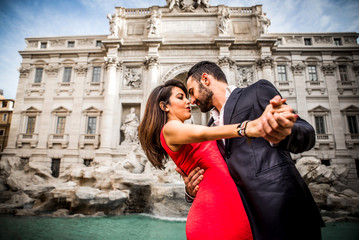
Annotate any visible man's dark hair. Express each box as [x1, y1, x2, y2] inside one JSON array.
[[187, 61, 228, 84]]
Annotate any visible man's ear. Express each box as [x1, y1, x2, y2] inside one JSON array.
[[201, 73, 210, 86]]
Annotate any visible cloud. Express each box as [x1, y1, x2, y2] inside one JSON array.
[[0, 0, 358, 99]]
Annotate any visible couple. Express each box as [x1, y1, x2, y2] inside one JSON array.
[[139, 61, 324, 240]]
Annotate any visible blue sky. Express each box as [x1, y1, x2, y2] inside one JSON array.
[[1, 0, 359, 99]]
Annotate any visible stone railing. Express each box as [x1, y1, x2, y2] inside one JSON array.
[[17, 133, 38, 148], [337, 80, 357, 95], [56, 82, 75, 96], [125, 8, 150, 15], [229, 7, 253, 14], [305, 80, 326, 95], [315, 133, 334, 149], [26, 83, 46, 96], [48, 134, 69, 148], [345, 133, 359, 149], [86, 81, 104, 96], [79, 134, 100, 149]]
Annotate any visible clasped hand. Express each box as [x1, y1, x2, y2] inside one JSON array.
[[176, 95, 297, 198]]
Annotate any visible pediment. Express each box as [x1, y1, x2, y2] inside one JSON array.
[[52, 106, 71, 113], [341, 105, 359, 113], [308, 105, 330, 113], [24, 106, 41, 112], [83, 106, 102, 113]]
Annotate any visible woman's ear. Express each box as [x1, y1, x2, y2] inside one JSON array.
[[159, 101, 169, 112]]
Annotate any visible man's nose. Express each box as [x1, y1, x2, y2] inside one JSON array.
[[190, 97, 196, 105]]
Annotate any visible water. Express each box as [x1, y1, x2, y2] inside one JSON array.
[[0, 215, 358, 240]]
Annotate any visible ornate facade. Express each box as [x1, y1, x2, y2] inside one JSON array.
[[2, 1, 359, 189]]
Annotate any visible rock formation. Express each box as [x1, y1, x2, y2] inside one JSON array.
[[0, 145, 189, 218], [1, 152, 358, 222]]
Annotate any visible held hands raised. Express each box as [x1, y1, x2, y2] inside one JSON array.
[[246, 95, 297, 144], [178, 95, 297, 198]]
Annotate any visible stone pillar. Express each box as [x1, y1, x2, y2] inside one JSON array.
[[201, 113, 207, 126], [322, 60, 346, 149], [100, 56, 119, 150], [145, 57, 159, 92], [143, 38, 162, 102], [257, 56, 273, 82], [215, 37, 235, 84], [218, 57, 235, 85], [290, 59, 308, 118], [68, 54, 88, 149], [37, 55, 60, 149]]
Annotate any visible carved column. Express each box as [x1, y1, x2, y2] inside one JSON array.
[[143, 38, 162, 101], [322, 60, 346, 150], [218, 57, 235, 85], [290, 54, 308, 118], [215, 38, 235, 84], [257, 57, 273, 82], [145, 56, 159, 93], [100, 55, 120, 150]]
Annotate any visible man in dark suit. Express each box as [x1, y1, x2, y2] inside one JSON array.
[[177, 61, 324, 240]]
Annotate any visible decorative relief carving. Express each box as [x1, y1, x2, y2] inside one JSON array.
[[45, 65, 59, 77], [18, 67, 30, 78], [237, 66, 254, 87], [291, 64, 305, 75], [78, 38, 93, 45], [344, 37, 357, 44], [256, 57, 273, 68], [284, 36, 302, 44], [314, 36, 331, 44], [124, 67, 142, 88], [50, 39, 65, 47], [144, 56, 159, 69], [74, 65, 88, 76], [218, 56, 235, 67], [167, 0, 210, 12], [27, 41, 38, 48], [321, 64, 336, 76]]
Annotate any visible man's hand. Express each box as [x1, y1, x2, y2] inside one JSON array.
[[248, 95, 297, 144], [176, 167, 204, 197], [261, 95, 297, 144]]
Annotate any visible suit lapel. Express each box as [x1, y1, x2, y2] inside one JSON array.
[[223, 88, 243, 156], [223, 88, 242, 125]]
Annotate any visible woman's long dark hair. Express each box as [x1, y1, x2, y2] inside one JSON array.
[[138, 79, 188, 169]]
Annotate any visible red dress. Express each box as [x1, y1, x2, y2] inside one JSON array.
[[160, 131, 253, 240]]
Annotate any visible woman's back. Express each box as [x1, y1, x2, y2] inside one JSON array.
[[160, 131, 253, 240]]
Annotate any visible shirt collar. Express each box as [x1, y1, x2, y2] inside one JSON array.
[[210, 85, 236, 123]]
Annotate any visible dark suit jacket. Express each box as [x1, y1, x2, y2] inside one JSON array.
[[219, 80, 324, 240]]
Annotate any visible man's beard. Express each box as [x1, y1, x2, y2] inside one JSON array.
[[197, 82, 214, 112]]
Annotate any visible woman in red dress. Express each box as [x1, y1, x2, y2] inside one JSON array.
[[139, 80, 295, 240]]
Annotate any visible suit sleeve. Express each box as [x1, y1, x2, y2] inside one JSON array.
[[255, 80, 316, 153]]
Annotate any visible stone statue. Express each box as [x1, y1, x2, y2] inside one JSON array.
[[218, 8, 230, 35], [107, 13, 121, 38], [259, 12, 270, 34], [197, 0, 210, 8], [167, 0, 179, 11], [120, 107, 139, 144], [147, 10, 162, 36]]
